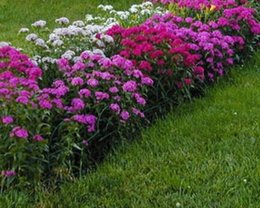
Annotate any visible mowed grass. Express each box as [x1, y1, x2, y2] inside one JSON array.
[[0, 0, 260, 207]]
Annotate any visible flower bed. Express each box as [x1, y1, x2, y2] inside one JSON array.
[[0, 1, 259, 191]]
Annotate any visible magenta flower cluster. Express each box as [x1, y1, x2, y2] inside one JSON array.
[[150, 0, 244, 10], [45, 52, 152, 125], [107, 24, 201, 92], [142, 13, 246, 80], [0, 47, 153, 186], [0, 46, 41, 103]]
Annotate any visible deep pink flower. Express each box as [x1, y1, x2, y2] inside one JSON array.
[[193, 66, 205, 74], [184, 78, 192, 85], [139, 61, 152, 72]]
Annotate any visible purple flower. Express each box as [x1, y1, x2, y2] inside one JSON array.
[[1, 170, 16, 177], [72, 62, 85, 71], [16, 96, 29, 104], [57, 58, 70, 71], [0, 88, 10, 95], [109, 87, 119, 94], [98, 57, 113, 68], [2, 116, 14, 125], [136, 96, 146, 106], [10, 126, 29, 139], [123, 81, 137, 92], [71, 77, 84, 86], [39, 99, 53, 109], [72, 114, 97, 132], [185, 17, 193, 23], [33, 134, 44, 142], [227, 58, 234, 65], [141, 77, 154, 86], [52, 98, 64, 109], [132, 108, 145, 118], [80, 51, 91, 60], [71, 98, 85, 111], [19, 90, 31, 97], [120, 111, 130, 121], [133, 93, 146, 106], [79, 89, 91, 98], [95, 92, 110, 101], [87, 78, 99, 87], [133, 70, 143, 78], [110, 103, 121, 114]]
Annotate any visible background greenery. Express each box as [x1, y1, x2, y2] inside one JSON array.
[[0, 0, 142, 45], [0, 0, 259, 207]]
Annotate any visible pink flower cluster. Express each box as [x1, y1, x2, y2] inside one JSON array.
[[0, 47, 46, 141], [49, 52, 151, 125], [0, 47, 152, 186], [150, 0, 244, 10], [0, 46, 42, 104], [107, 24, 200, 89], [143, 13, 247, 80], [218, 6, 260, 34]]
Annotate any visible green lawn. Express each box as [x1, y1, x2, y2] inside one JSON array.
[[0, 0, 260, 207]]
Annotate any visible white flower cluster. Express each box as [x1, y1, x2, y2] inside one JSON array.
[[97, 5, 114, 12], [18, 2, 165, 70], [0, 42, 10, 47], [25, 33, 47, 48], [32, 20, 47, 28], [19, 28, 30, 33], [55, 17, 70, 25], [97, 2, 164, 26]]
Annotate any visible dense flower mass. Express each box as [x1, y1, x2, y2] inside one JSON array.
[[39, 51, 151, 123], [106, 23, 200, 99], [151, 0, 243, 9], [0, 46, 42, 101], [0, 46, 152, 189], [0, 0, 259, 190], [142, 13, 246, 80]]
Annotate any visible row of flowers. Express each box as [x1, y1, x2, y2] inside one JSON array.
[[0, 1, 259, 190]]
